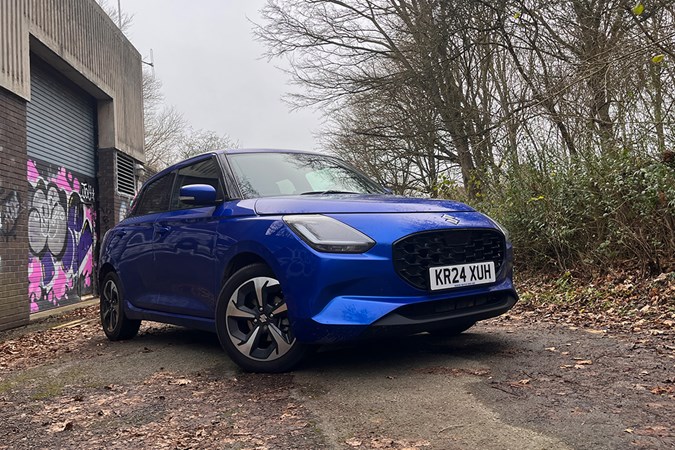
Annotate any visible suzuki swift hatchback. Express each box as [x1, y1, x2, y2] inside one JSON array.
[[99, 149, 517, 372]]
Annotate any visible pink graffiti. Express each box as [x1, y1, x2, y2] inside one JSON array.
[[28, 258, 42, 298], [27, 160, 39, 184], [27, 161, 97, 312], [52, 267, 69, 300], [52, 167, 73, 193], [28, 258, 43, 313], [85, 205, 93, 225], [80, 251, 93, 287]]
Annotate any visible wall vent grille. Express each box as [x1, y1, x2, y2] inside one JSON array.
[[116, 152, 137, 196]]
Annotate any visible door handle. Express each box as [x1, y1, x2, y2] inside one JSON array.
[[154, 224, 171, 236]]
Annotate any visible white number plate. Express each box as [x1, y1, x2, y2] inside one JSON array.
[[429, 261, 496, 291]]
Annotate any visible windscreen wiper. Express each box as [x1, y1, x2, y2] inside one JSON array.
[[300, 190, 359, 195]]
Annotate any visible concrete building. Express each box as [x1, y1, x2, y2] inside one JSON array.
[[0, 0, 144, 330]]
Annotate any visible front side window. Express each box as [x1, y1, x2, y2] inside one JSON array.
[[226, 152, 385, 198], [170, 157, 225, 210], [133, 173, 175, 216]]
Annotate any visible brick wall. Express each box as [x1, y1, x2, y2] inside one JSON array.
[[97, 147, 117, 239], [0, 87, 29, 331]]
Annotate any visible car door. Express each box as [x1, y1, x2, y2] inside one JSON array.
[[152, 156, 225, 317], [115, 171, 175, 310]]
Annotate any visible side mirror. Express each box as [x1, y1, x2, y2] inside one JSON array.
[[383, 187, 394, 195], [179, 184, 218, 206]]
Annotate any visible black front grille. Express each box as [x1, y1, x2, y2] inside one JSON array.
[[394, 293, 510, 321], [393, 229, 505, 290]]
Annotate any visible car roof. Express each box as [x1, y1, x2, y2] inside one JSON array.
[[220, 148, 321, 156]]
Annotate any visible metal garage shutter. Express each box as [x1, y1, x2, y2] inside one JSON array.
[[26, 59, 98, 314], [27, 61, 97, 176]]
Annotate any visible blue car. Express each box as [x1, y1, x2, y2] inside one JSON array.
[[99, 149, 517, 372]]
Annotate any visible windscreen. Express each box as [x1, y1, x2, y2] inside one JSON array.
[[225, 152, 385, 199]]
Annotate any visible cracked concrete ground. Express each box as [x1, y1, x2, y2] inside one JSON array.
[[0, 307, 673, 449]]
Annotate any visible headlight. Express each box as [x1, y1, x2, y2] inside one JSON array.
[[283, 214, 375, 253]]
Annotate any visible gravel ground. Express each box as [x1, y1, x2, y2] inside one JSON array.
[[0, 305, 673, 449]]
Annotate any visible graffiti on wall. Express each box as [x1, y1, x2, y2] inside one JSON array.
[[27, 160, 96, 313], [1, 189, 21, 241]]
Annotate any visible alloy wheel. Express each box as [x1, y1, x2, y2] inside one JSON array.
[[101, 279, 120, 333], [225, 276, 295, 361]]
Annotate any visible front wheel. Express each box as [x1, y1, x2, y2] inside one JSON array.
[[100, 272, 141, 341], [215, 264, 308, 373]]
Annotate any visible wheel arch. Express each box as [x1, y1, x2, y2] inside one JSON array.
[[99, 262, 117, 288], [221, 252, 273, 287]]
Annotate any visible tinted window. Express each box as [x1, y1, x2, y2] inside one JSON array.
[[134, 173, 175, 216], [170, 157, 224, 210], [226, 152, 385, 198]]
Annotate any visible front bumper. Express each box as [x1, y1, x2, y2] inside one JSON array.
[[290, 281, 517, 344], [258, 211, 518, 344]]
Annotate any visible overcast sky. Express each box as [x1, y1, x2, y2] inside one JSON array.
[[121, 0, 322, 151]]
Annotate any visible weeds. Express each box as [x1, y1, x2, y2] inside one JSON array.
[[445, 151, 675, 275]]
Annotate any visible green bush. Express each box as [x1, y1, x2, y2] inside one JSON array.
[[444, 151, 675, 274]]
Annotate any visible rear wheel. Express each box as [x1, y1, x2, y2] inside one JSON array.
[[100, 272, 141, 341], [215, 264, 308, 372]]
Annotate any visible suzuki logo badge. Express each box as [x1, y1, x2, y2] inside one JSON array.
[[441, 214, 460, 225]]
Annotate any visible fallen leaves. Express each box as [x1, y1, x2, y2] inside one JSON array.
[[345, 436, 431, 449], [502, 269, 675, 337], [650, 385, 675, 397], [0, 306, 102, 373], [1, 370, 324, 449], [573, 359, 593, 369], [0, 308, 321, 448], [585, 329, 606, 335], [46, 421, 74, 433], [558, 358, 594, 370], [415, 367, 490, 377], [630, 425, 673, 438]]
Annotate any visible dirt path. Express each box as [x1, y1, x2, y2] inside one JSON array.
[[0, 306, 673, 449]]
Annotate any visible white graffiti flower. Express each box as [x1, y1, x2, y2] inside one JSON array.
[[28, 185, 67, 256]]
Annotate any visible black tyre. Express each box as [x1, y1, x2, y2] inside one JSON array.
[[100, 272, 141, 341], [430, 320, 476, 337], [215, 263, 308, 373]]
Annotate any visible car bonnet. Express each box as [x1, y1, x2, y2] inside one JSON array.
[[253, 194, 475, 215]]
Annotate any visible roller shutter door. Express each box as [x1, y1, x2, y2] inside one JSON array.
[[27, 62, 97, 176], [26, 59, 98, 313]]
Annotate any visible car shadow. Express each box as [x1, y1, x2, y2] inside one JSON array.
[[299, 328, 519, 373], [123, 324, 521, 374], [134, 324, 222, 349]]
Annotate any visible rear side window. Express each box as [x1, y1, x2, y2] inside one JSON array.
[[171, 157, 225, 210], [133, 173, 175, 216]]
